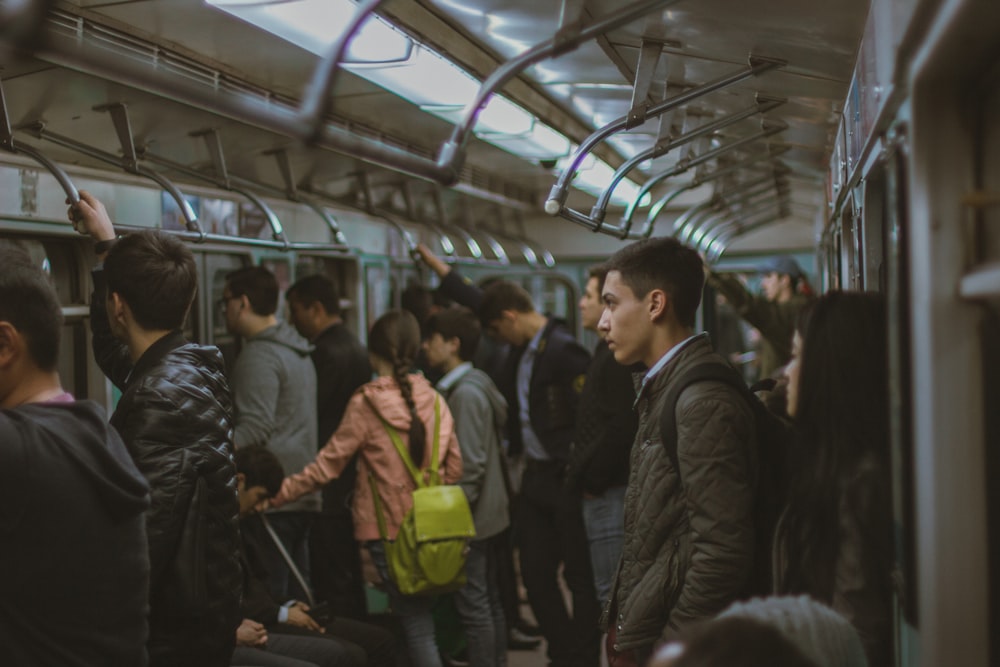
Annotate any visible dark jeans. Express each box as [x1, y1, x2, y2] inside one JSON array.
[[245, 512, 316, 602], [310, 510, 367, 619], [273, 617, 397, 667], [454, 535, 508, 666], [517, 461, 600, 667]]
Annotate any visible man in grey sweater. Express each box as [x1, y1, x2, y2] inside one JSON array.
[[424, 307, 510, 667], [223, 266, 321, 602]]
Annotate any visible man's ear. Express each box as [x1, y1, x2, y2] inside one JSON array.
[[0, 322, 22, 368], [648, 289, 669, 322], [109, 291, 129, 326]]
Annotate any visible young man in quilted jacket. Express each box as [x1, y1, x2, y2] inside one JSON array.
[[598, 237, 756, 665], [71, 192, 243, 667]]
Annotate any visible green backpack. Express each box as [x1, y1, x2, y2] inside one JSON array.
[[369, 396, 476, 596]]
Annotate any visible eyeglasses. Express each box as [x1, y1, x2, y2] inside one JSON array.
[[218, 295, 240, 312]]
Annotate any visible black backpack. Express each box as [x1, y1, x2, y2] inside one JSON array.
[[659, 362, 791, 596]]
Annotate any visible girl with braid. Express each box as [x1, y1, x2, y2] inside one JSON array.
[[273, 310, 463, 667]]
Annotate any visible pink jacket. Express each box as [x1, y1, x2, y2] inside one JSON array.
[[272, 374, 462, 541]]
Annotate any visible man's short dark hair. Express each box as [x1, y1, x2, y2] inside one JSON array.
[[104, 231, 197, 332], [425, 308, 481, 362], [287, 274, 340, 316], [226, 266, 278, 316], [587, 264, 609, 294], [478, 280, 535, 327], [604, 237, 704, 328], [0, 241, 63, 372], [234, 446, 285, 497]]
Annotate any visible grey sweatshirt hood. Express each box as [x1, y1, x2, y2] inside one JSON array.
[[250, 320, 313, 356], [453, 367, 508, 432]]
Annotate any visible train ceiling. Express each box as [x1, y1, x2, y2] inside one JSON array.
[[0, 0, 869, 255]]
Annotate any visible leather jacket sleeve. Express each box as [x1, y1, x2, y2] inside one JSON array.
[[663, 381, 756, 639]]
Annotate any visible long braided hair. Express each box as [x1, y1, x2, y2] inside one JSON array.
[[368, 310, 427, 464]]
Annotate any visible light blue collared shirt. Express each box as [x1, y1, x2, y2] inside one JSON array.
[[517, 324, 549, 461], [634, 332, 710, 407], [437, 361, 473, 393]]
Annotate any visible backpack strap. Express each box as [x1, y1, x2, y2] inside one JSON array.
[[366, 394, 443, 541], [660, 362, 752, 482]]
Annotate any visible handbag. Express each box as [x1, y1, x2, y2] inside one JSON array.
[[368, 395, 476, 596]]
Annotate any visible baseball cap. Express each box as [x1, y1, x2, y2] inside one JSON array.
[[760, 256, 804, 279]]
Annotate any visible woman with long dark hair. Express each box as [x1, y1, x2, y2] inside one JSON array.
[[272, 310, 463, 667], [775, 291, 894, 667]]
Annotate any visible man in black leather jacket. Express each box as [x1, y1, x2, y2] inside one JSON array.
[[71, 192, 243, 667]]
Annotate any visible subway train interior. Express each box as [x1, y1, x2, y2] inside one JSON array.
[[0, 0, 997, 665]]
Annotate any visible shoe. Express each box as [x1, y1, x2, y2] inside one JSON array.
[[515, 619, 543, 637], [508, 627, 542, 650]]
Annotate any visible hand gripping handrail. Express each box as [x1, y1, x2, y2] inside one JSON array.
[[585, 96, 786, 230], [0, 78, 79, 205], [31, 0, 681, 186], [555, 120, 787, 237], [544, 56, 785, 216], [622, 145, 791, 236]]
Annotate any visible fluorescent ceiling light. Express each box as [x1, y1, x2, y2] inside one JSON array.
[[208, 0, 635, 195]]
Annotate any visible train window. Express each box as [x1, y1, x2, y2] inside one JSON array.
[[260, 257, 293, 315], [205, 252, 251, 373], [862, 171, 887, 292]]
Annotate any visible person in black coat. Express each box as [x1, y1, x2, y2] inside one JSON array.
[[478, 281, 599, 667], [286, 275, 372, 620], [566, 265, 638, 608], [71, 192, 243, 667], [0, 242, 151, 666]]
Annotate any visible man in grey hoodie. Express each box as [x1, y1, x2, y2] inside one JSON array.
[[423, 307, 510, 667], [224, 266, 321, 602]]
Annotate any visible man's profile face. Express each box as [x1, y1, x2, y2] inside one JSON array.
[[760, 272, 787, 301], [579, 276, 603, 332], [237, 478, 272, 517], [286, 297, 315, 341], [485, 311, 521, 346], [598, 270, 650, 366], [421, 332, 453, 371]]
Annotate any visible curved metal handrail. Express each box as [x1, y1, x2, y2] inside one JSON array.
[[28, 124, 205, 237], [30, 0, 679, 186], [436, 0, 686, 182], [555, 121, 788, 237], [622, 145, 791, 235], [543, 55, 785, 215], [586, 97, 785, 229], [676, 175, 786, 243], [706, 209, 791, 260], [689, 194, 786, 248], [1, 140, 80, 205]]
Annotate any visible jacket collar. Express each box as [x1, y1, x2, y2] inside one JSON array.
[[632, 333, 713, 405], [128, 330, 187, 386]]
